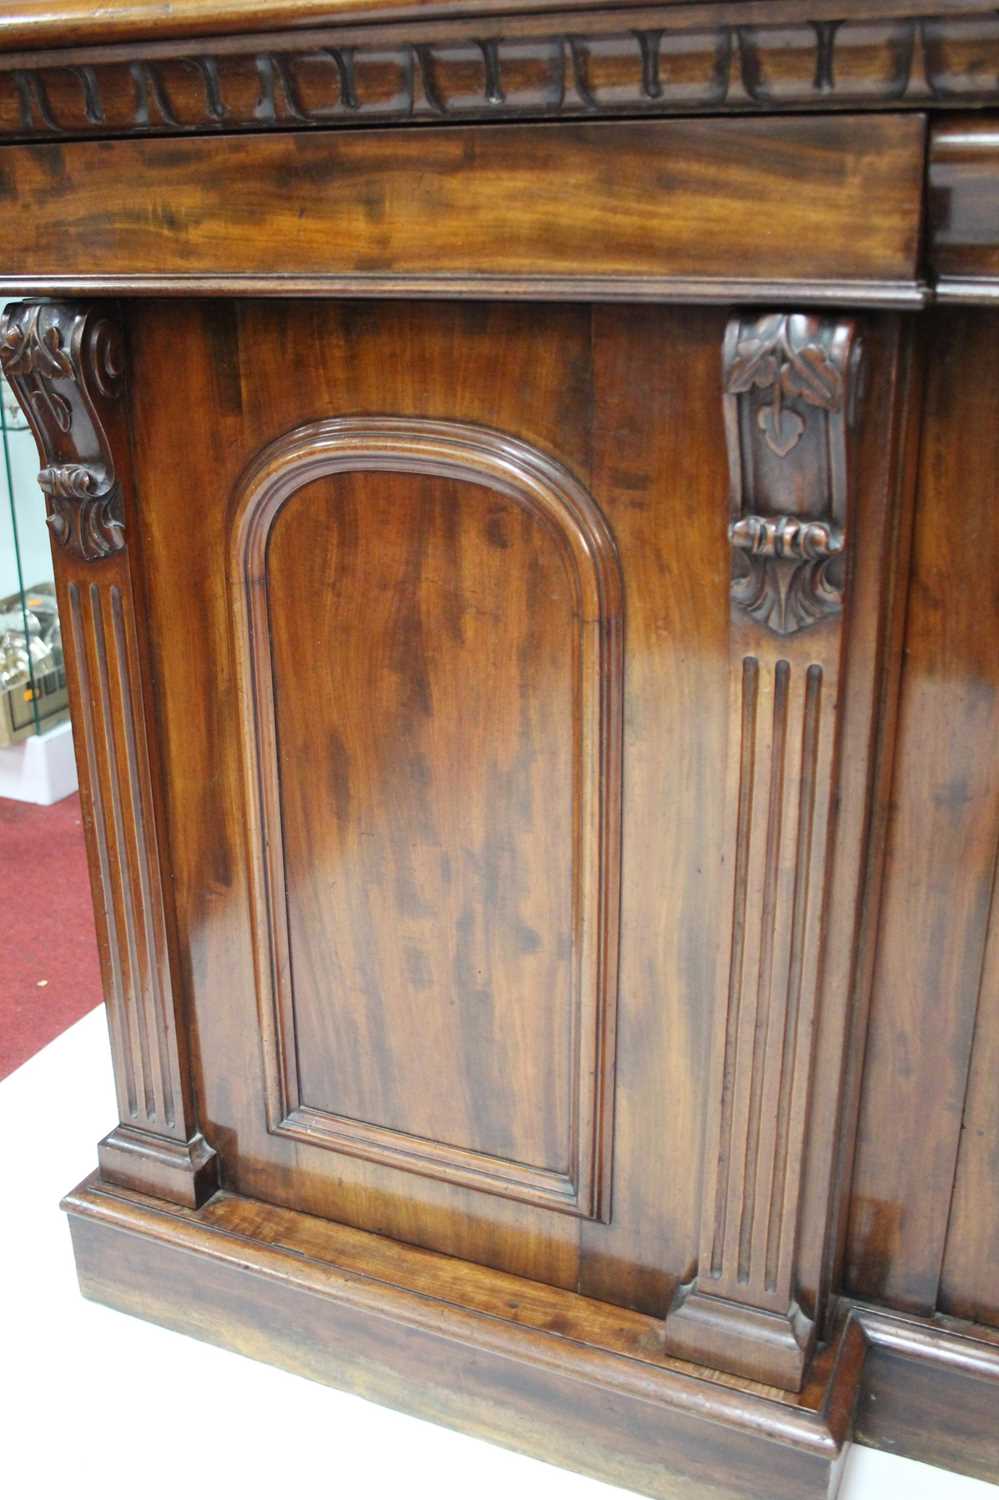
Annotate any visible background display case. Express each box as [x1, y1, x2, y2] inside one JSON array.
[[0, 375, 75, 800]]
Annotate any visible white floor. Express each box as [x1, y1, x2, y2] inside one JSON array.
[[1, 1007, 995, 1500]]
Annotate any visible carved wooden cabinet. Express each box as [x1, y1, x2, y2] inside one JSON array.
[[2, 3, 998, 1496]]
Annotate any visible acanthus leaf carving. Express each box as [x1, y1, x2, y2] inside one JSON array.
[[0, 301, 126, 562], [730, 544, 843, 636], [723, 312, 859, 637], [45, 485, 125, 561], [725, 312, 845, 459]]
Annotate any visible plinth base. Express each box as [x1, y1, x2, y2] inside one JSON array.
[[62, 1173, 999, 1500], [664, 1282, 816, 1392]]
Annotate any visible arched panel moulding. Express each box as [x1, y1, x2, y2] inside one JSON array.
[[229, 417, 624, 1221]]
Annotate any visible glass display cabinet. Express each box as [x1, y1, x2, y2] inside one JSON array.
[[0, 375, 68, 748]]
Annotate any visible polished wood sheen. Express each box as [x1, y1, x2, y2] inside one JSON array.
[[62, 1172, 999, 1499], [1, 5, 998, 1494], [232, 419, 622, 1218], [0, 301, 217, 1207], [1, 8, 999, 143], [3, 0, 999, 55], [929, 115, 999, 299], [0, 114, 926, 301], [124, 297, 726, 1299], [846, 307, 999, 1316], [939, 875, 999, 1327], [666, 313, 865, 1389]]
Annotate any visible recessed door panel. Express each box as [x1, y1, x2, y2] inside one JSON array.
[[233, 419, 622, 1219], [274, 469, 575, 1174], [130, 298, 736, 1308]]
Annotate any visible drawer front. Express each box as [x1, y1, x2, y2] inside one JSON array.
[[0, 113, 925, 300]]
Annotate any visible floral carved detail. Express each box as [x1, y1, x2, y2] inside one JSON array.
[[0, 302, 125, 561], [729, 514, 846, 634], [724, 313, 845, 458], [729, 524, 845, 635], [722, 312, 860, 637]]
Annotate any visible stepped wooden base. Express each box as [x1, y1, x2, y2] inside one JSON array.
[[62, 1174, 999, 1500], [97, 1126, 219, 1209], [664, 1283, 816, 1392]]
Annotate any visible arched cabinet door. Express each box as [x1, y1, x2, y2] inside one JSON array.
[[78, 297, 914, 1347], [229, 418, 624, 1226]]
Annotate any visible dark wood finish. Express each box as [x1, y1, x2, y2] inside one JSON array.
[[581, 302, 730, 1316], [846, 308, 999, 1316], [61, 1173, 999, 1498], [232, 419, 623, 1219], [129, 298, 611, 1293], [5, 0, 996, 55], [667, 314, 858, 1389], [0, 301, 217, 1207], [0, 115, 926, 301], [122, 296, 732, 1301], [939, 878, 999, 1326], [0, 8, 998, 143], [2, 8, 999, 1492], [928, 115, 999, 300], [852, 1307, 999, 1486], [61, 1172, 861, 1500], [108, 299, 920, 1331], [664, 312, 921, 1392]]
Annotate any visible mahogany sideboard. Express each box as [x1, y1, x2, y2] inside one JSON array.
[[2, 2, 998, 1496]]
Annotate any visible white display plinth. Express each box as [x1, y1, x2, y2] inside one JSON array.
[[0, 716, 77, 804]]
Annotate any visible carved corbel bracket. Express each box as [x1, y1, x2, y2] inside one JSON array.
[[723, 312, 860, 636], [0, 301, 126, 561]]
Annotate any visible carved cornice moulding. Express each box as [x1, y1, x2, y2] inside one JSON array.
[[3, 0, 999, 51], [0, 8, 997, 140], [0, 301, 126, 561]]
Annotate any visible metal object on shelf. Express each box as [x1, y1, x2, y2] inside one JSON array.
[[0, 581, 68, 745]]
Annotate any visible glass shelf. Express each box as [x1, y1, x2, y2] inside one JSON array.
[[0, 376, 68, 746]]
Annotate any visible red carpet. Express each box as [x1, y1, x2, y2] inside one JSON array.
[[0, 792, 103, 1079]]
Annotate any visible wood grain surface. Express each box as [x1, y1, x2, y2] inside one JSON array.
[[62, 1173, 999, 1498], [2, 0, 998, 52], [0, 9, 993, 144], [0, 115, 926, 295], [929, 115, 999, 297], [65, 1172, 862, 1500], [0, 300, 219, 1207], [0, 7, 996, 1482], [938, 851, 999, 1326], [231, 421, 623, 1219], [846, 308, 999, 1315], [117, 296, 925, 1342], [126, 297, 732, 1303]]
